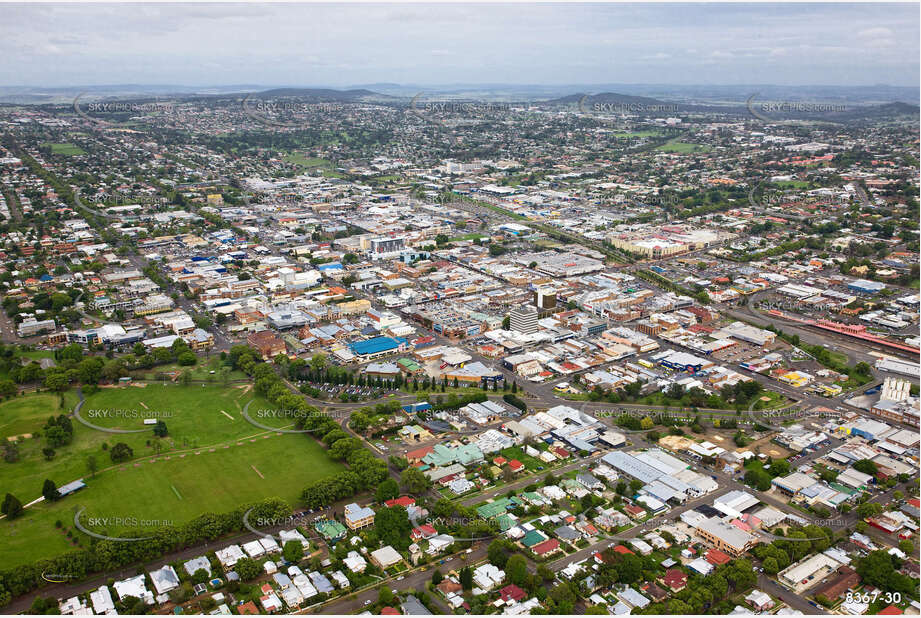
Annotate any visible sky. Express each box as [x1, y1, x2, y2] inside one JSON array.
[[2, 3, 918, 88]]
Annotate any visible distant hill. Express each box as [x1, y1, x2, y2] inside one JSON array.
[[546, 92, 673, 107], [245, 87, 397, 102]]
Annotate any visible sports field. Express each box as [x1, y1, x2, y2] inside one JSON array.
[[655, 140, 711, 153], [44, 142, 87, 156], [0, 385, 344, 566]]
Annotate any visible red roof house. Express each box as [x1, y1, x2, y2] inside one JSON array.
[[532, 539, 561, 556], [661, 568, 688, 593]]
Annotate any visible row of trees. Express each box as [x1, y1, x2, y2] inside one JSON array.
[[0, 498, 290, 606], [225, 346, 391, 511]]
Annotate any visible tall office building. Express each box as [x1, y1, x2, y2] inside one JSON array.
[[509, 306, 538, 335], [534, 287, 557, 310]]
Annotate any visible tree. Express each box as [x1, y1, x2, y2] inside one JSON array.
[[856, 501, 884, 520], [177, 351, 197, 366], [459, 566, 473, 590], [109, 442, 134, 463], [853, 459, 878, 476], [762, 556, 779, 575], [377, 586, 393, 605], [502, 315, 511, 330], [42, 478, 60, 502], [374, 506, 412, 550], [153, 420, 168, 437], [431, 569, 443, 585], [283, 540, 304, 563], [401, 467, 432, 494], [310, 353, 328, 373], [506, 554, 528, 586], [639, 416, 654, 430], [488, 539, 509, 568], [86, 454, 98, 478], [234, 557, 261, 581], [42, 447, 56, 461], [1, 493, 22, 519], [376, 478, 400, 503]]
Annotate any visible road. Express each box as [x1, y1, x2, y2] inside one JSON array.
[[305, 545, 488, 615]]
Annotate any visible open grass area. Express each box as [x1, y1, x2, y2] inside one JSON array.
[[0, 384, 345, 566], [44, 142, 86, 156], [655, 140, 711, 153], [129, 357, 249, 382], [0, 393, 68, 443], [771, 180, 810, 189], [0, 432, 342, 567], [283, 153, 332, 169], [614, 130, 664, 138]]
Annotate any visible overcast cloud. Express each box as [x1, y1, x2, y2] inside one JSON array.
[[1, 3, 918, 87]]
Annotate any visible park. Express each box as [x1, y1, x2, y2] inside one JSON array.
[[0, 382, 344, 566]]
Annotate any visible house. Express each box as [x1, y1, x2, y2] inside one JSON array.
[[623, 504, 647, 520], [705, 548, 732, 566], [744, 589, 774, 612], [183, 555, 212, 578], [499, 584, 528, 603], [260, 591, 283, 613], [812, 565, 860, 601], [660, 568, 688, 593], [411, 524, 438, 540], [532, 538, 562, 557], [149, 565, 180, 595], [401, 595, 432, 615], [370, 545, 403, 569], [473, 563, 505, 590], [577, 473, 604, 491], [113, 575, 153, 605], [89, 587, 116, 615], [343, 551, 367, 573]]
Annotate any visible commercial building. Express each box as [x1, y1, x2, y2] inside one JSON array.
[[17, 317, 56, 337], [694, 517, 758, 556], [343, 503, 375, 530], [509, 306, 538, 335]]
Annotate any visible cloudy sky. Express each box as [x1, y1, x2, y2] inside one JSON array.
[[2, 3, 918, 87]]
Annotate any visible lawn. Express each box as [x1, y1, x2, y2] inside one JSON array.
[[0, 393, 68, 442], [44, 142, 86, 156], [0, 384, 346, 565], [771, 180, 810, 189], [283, 153, 332, 170], [655, 140, 711, 153], [613, 130, 664, 138], [129, 357, 249, 382], [0, 432, 342, 566]]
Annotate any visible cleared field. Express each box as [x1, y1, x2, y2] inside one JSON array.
[[0, 384, 346, 565], [0, 432, 342, 566], [614, 130, 664, 138], [0, 393, 68, 442], [655, 140, 710, 153], [283, 153, 332, 169], [44, 142, 86, 156]]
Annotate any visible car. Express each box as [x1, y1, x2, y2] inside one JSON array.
[[364, 600, 372, 606], [392, 589, 398, 595], [397, 576, 405, 581]]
